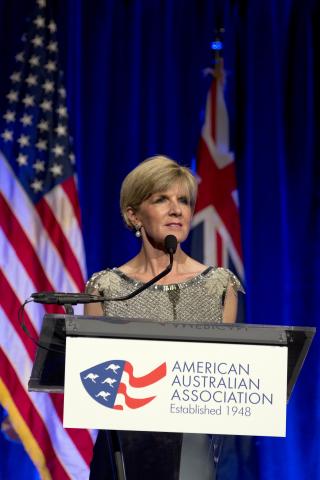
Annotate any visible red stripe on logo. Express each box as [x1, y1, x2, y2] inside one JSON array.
[[114, 383, 156, 409], [123, 361, 167, 387]]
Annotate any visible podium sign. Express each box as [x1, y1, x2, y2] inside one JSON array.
[[64, 336, 287, 437]]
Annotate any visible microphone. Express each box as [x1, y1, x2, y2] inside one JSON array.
[[164, 234, 177, 255], [31, 235, 178, 305], [31, 292, 103, 305]]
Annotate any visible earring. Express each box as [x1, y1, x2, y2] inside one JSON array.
[[135, 225, 141, 238]]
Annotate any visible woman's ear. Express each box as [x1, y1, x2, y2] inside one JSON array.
[[126, 206, 139, 227]]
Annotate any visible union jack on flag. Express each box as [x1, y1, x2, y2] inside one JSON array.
[[192, 53, 244, 280], [0, 0, 94, 478]]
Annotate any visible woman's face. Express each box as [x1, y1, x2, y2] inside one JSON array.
[[131, 182, 193, 247]]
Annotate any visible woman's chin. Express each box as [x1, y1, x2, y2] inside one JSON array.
[[144, 232, 184, 250], [162, 230, 187, 245]]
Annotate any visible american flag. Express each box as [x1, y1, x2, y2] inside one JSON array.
[[192, 52, 244, 280], [0, 0, 94, 478]]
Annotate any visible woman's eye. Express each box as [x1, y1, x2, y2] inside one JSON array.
[[153, 196, 166, 203], [179, 197, 189, 205]]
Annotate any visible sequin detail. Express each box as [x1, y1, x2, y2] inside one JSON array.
[[86, 269, 122, 296], [86, 267, 244, 324]]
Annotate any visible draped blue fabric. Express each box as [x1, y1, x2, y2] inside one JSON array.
[[0, 0, 319, 479]]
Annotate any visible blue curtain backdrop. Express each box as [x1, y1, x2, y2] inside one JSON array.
[[0, 0, 319, 479]]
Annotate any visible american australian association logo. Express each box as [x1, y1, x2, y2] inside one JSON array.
[[80, 360, 166, 410]]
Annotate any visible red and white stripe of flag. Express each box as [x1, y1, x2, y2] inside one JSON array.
[[0, 151, 94, 479]]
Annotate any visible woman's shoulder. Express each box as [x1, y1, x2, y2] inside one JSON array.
[[206, 267, 245, 294], [85, 268, 122, 293]]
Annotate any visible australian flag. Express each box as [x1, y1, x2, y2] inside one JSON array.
[[191, 51, 244, 281]]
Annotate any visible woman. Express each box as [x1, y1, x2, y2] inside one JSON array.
[[85, 155, 243, 479]]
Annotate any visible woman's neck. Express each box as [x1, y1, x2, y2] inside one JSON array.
[[133, 244, 186, 277], [119, 237, 207, 283]]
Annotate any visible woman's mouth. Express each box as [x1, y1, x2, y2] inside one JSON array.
[[165, 223, 182, 228]]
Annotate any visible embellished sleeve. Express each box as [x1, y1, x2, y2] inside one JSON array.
[[224, 269, 245, 295], [205, 267, 245, 300], [85, 270, 109, 295], [85, 269, 122, 297]]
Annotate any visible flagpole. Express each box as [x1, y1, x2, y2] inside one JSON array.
[[210, 27, 225, 82]]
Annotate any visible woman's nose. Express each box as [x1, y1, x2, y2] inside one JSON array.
[[169, 199, 182, 215]]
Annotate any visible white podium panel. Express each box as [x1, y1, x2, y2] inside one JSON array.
[[64, 337, 287, 437]]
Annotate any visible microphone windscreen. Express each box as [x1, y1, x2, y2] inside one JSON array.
[[164, 235, 177, 254]]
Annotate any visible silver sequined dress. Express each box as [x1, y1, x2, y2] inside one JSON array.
[[86, 266, 244, 480], [86, 266, 243, 323]]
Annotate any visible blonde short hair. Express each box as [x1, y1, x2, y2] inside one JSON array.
[[120, 155, 197, 229]]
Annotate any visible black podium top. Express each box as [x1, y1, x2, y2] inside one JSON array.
[[28, 314, 315, 402]]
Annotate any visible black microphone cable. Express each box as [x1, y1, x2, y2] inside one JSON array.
[[18, 298, 66, 354]]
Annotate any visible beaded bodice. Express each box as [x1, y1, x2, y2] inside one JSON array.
[[86, 267, 243, 323]]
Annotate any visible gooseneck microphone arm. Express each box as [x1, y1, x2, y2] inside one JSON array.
[[31, 235, 178, 306]]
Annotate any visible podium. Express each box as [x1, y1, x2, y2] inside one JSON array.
[[29, 315, 315, 428], [28, 315, 315, 478]]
